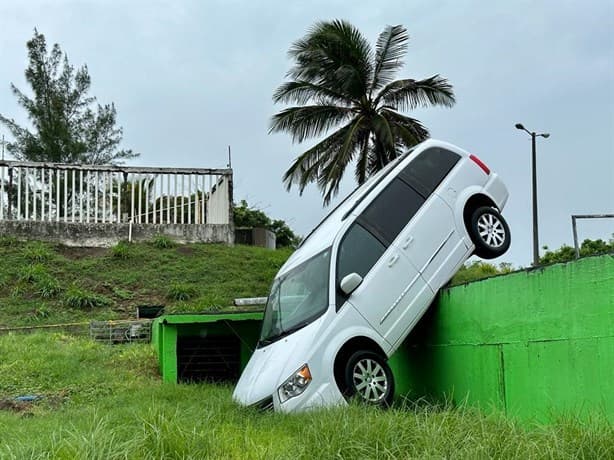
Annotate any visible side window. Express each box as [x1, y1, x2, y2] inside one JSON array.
[[336, 223, 385, 306], [399, 147, 461, 197], [358, 178, 425, 245]]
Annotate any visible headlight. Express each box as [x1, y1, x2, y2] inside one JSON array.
[[277, 364, 312, 404]]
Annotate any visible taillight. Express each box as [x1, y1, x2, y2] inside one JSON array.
[[470, 154, 490, 175]]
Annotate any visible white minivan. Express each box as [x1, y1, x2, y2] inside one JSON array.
[[233, 139, 510, 412]]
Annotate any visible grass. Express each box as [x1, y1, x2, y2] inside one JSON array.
[[0, 241, 291, 327], [0, 333, 611, 459]]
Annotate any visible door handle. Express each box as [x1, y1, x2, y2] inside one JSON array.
[[401, 236, 414, 250], [388, 254, 400, 267]]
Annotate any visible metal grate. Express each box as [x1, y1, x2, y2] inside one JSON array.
[[177, 335, 241, 383], [89, 320, 152, 344]]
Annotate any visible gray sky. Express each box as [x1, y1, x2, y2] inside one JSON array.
[[1, 0, 613, 267]]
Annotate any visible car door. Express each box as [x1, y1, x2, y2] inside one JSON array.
[[395, 147, 467, 290], [337, 181, 433, 348]]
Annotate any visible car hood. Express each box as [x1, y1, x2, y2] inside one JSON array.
[[232, 314, 327, 406]]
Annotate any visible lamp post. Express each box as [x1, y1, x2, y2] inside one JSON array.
[[515, 123, 550, 266]]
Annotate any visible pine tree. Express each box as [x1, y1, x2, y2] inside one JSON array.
[[0, 30, 137, 164]]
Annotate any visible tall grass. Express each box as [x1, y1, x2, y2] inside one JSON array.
[[0, 333, 611, 459]]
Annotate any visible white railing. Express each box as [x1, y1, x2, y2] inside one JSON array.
[[0, 161, 232, 225]]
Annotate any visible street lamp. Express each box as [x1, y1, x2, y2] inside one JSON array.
[[515, 123, 550, 266]]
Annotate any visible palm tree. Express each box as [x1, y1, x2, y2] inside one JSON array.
[[271, 20, 455, 204]]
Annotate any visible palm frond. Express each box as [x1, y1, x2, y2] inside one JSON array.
[[272, 80, 354, 106], [371, 114, 398, 165], [287, 19, 373, 99], [381, 109, 430, 147], [354, 131, 371, 185], [269, 104, 354, 143], [370, 25, 409, 95], [282, 122, 354, 193], [376, 75, 455, 110], [317, 116, 365, 204]]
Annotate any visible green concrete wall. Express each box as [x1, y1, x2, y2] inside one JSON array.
[[390, 255, 614, 423]]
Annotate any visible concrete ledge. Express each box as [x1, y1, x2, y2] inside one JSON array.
[[0, 221, 234, 246]]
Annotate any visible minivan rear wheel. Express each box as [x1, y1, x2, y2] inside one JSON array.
[[344, 351, 394, 407], [469, 206, 511, 259]]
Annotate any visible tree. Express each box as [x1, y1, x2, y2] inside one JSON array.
[[233, 200, 301, 248], [540, 238, 614, 265], [0, 30, 137, 164], [450, 261, 514, 285], [271, 20, 455, 204]]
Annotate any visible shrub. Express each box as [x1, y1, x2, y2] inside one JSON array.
[[151, 235, 175, 249], [65, 286, 111, 309], [167, 283, 197, 301], [23, 241, 53, 262]]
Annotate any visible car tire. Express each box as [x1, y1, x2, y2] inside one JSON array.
[[469, 206, 511, 259], [344, 351, 394, 407]]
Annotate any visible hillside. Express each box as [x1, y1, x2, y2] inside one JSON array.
[[0, 237, 292, 328]]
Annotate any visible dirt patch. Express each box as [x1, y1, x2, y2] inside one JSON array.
[[57, 246, 108, 260], [0, 399, 33, 413], [176, 246, 195, 256]]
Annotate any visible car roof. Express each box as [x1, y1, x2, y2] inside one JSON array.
[[277, 139, 469, 275]]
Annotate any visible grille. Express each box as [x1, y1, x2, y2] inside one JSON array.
[[253, 395, 274, 411], [177, 335, 241, 383]]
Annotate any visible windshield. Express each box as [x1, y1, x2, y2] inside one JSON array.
[[258, 248, 331, 346]]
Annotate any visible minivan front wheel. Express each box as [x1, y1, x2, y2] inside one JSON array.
[[344, 351, 394, 407], [469, 206, 511, 259]]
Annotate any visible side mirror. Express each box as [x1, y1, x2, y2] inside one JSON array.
[[339, 273, 363, 296]]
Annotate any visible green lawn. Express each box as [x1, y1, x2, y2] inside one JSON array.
[[0, 333, 612, 459], [0, 238, 291, 328]]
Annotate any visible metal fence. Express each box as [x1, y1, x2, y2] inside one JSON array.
[[0, 161, 232, 225]]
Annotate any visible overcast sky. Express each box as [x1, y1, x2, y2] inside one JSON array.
[[1, 0, 613, 267]]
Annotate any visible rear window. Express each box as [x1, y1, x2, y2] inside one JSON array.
[[399, 147, 461, 197]]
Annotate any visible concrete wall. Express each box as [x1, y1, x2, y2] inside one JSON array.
[[207, 176, 231, 225], [390, 255, 614, 423], [0, 221, 234, 246], [235, 227, 276, 249]]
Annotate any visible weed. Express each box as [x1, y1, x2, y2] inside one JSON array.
[[65, 286, 111, 309], [36, 276, 62, 298], [0, 236, 18, 247], [23, 241, 53, 262], [110, 241, 132, 259], [18, 263, 48, 283], [11, 284, 26, 298], [32, 305, 51, 319], [151, 235, 175, 249], [166, 283, 197, 301], [112, 287, 134, 300]]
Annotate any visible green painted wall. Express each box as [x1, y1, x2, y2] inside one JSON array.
[[152, 313, 263, 383], [390, 255, 614, 422]]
